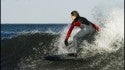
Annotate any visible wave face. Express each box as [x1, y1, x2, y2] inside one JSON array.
[[1, 33, 124, 70]]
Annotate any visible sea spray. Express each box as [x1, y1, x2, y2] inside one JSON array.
[[79, 8, 123, 57], [92, 8, 124, 52]]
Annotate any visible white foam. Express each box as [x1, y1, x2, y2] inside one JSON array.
[[93, 8, 124, 52]]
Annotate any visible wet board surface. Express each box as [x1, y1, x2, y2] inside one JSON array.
[[43, 53, 83, 61]]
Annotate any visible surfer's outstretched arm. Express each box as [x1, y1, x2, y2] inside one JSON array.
[[65, 24, 74, 41], [64, 22, 81, 46], [64, 24, 74, 46]]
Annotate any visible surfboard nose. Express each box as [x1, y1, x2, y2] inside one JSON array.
[[44, 55, 62, 61]]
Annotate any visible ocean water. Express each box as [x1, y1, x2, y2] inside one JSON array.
[[1, 24, 67, 39], [1, 21, 124, 70], [1, 23, 124, 70]]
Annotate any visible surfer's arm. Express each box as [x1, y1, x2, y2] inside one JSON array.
[[65, 22, 81, 41], [91, 23, 100, 31], [65, 24, 74, 41]]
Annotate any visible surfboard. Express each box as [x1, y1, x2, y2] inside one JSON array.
[[43, 53, 83, 61]]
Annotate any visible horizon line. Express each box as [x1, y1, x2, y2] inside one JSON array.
[[1, 23, 68, 24]]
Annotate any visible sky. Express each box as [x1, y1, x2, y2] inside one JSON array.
[[1, 0, 124, 24]]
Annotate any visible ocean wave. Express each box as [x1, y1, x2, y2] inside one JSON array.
[[1, 29, 62, 40]]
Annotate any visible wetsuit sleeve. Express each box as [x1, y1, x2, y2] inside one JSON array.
[[91, 23, 100, 31], [65, 22, 81, 41]]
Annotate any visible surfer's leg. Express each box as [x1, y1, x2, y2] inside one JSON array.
[[73, 30, 86, 53], [73, 29, 88, 53], [73, 25, 94, 53], [73, 35, 78, 53]]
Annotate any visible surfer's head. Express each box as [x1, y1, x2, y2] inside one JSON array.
[[71, 10, 80, 20]]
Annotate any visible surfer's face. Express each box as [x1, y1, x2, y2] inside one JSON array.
[[71, 15, 76, 21]]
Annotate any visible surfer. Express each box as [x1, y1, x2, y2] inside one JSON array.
[[64, 10, 100, 54]]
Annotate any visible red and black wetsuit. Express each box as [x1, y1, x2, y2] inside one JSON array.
[[65, 17, 100, 41]]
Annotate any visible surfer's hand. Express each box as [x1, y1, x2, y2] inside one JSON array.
[[64, 40, 69, 46]]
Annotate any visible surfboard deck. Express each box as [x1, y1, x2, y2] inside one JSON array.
[[43, 53, 83, 61]]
